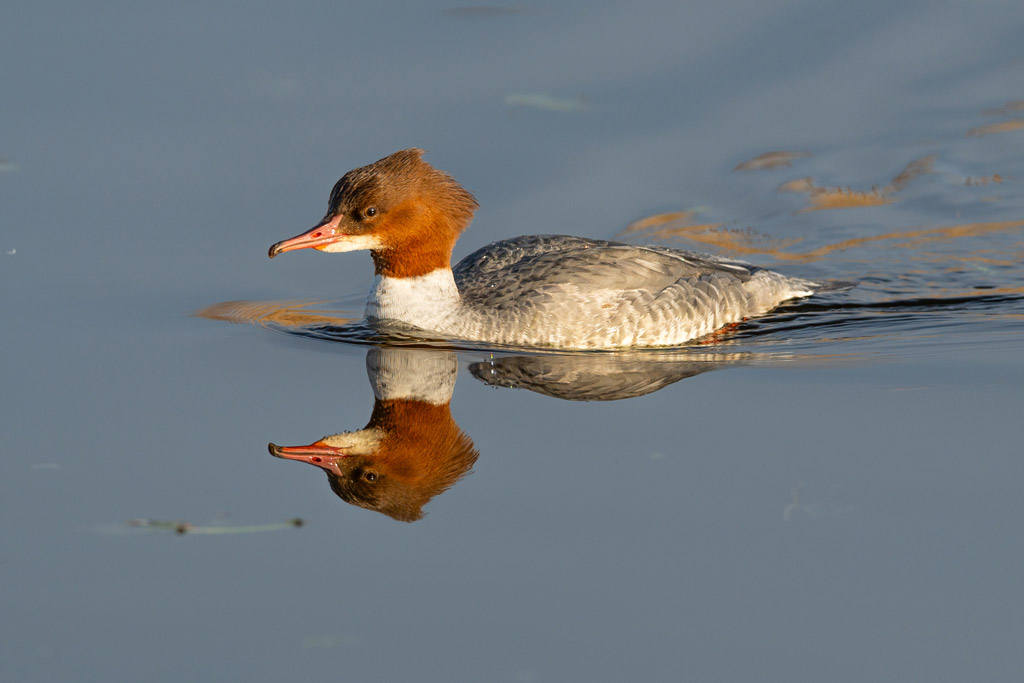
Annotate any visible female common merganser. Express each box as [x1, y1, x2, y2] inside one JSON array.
[[269, 149, 819, 349]]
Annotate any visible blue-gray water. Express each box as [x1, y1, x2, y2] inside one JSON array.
[[3, 2, 1023, 681]]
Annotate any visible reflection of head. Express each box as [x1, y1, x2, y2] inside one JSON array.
[[294, 401, 479, 522], [270, 347, 478, 522]]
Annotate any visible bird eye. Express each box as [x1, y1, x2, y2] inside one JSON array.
[[364, 206, 378, 218], [364, 471, 378, 482]]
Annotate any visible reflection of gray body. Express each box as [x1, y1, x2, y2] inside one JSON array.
[[469, 351, 731, 401], [450, 235, 816, 348]]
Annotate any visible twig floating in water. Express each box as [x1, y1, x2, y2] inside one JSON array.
[[126, 518, 305, 535]]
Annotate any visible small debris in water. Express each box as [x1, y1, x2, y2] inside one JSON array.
[[126, 517, 305, 535], [302, 633, 367, 649], [442, 6, 528, 18], [964, 173, 1003, 186], [504, 93, 590, 112], [734, 150, 810, 171]]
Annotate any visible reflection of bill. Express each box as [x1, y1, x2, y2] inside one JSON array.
[[270, 348, 478, 522]]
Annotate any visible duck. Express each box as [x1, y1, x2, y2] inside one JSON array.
[[268, 149, 820, 349]]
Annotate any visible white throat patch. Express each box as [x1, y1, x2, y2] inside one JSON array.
[[365, 269, 461, 333]]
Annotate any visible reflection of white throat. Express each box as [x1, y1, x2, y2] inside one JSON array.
[[366, 348, 458, 405], [365, 269, 461, 333]]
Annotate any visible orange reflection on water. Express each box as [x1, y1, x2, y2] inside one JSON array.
[[982, 100, 1024, 116], [618, 211, 802, 255], [779, 178, 892, 211], [970, 99, 1024, 136], [779, 155, 935, 212], [966, 120, 1024, 137], [621, 216, 1024, 266], [196, 299, 354, 328]]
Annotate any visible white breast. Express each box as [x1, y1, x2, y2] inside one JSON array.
[[365, 269, 463, 333]]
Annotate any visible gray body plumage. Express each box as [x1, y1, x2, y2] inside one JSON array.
[[434, 234, 817, 349]]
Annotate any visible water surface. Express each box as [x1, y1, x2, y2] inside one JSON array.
[[3, 2, 1023, 681]]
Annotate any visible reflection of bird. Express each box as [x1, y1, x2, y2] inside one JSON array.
[[469, 352, 736, 401], [269, 149, 821, 349], [270, 348, 477, 522]]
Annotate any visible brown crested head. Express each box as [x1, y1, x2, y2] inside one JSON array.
[[269, 149, 479, 278]]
